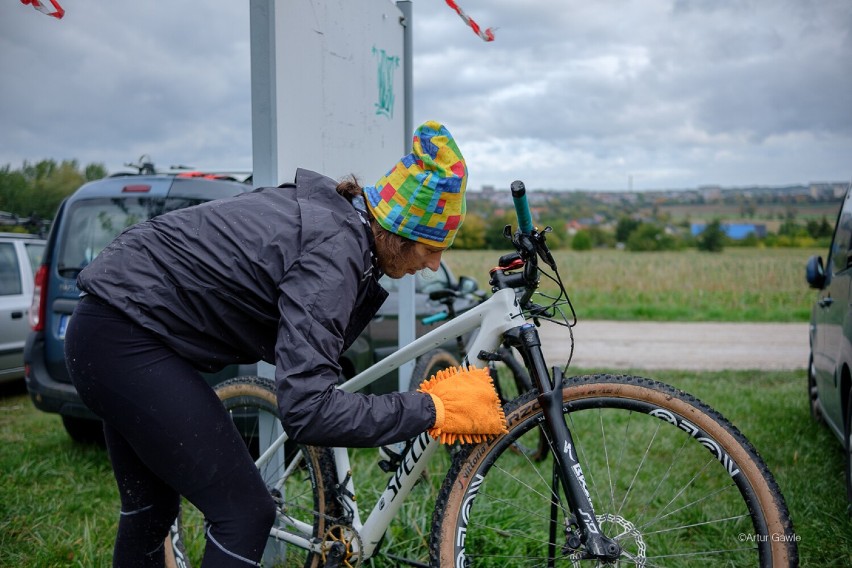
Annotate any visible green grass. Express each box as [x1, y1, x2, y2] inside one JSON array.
[[0, 383, 117, 567], [0, 247, 838, 565], [3, 369, 851, 567], [442, 248, 819, 322]]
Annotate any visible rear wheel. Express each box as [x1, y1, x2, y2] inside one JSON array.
[[411, 349, 460, 390], [488, 345, 547, 461], [430, 374, 797, 567], [167, 376, 339, 568]]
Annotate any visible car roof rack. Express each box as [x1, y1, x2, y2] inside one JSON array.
[[107, 155, 251, 183]]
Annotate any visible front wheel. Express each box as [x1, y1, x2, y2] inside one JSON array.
[[430, 374, 797, 567]]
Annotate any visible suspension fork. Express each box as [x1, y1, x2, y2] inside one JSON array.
[[504, 324, 621, 561]]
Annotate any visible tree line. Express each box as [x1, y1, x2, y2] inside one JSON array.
[[451, 195, 835, 253], [1, 160, 107, 233], [1, 159, 836, 252]]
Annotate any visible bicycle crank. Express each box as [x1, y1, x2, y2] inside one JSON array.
[[321, 524, 363, 568]]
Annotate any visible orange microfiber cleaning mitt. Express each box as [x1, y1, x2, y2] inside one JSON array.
[[418, 365, 508, 445]]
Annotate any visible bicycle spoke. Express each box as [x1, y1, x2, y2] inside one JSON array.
[[433, 376, 796, 567]]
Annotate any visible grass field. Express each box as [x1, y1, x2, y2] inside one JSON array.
[[1, 246, 845, 566], [442, 247, 820, 322], [3, 369, 852, 567]]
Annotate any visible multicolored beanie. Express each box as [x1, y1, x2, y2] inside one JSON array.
[[364, 121, 467, 248]]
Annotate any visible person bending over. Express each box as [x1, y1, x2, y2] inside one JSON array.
[[65, 121, 505, 567]]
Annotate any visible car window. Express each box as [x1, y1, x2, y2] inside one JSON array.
[[0, 243, 22, 296], [57, 197, 205, 278], [24, 242, 45, 277], [828, 192, 852, 275], [417, 265, 452, 294], [379, 264, 453, 294]]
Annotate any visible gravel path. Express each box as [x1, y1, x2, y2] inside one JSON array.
[[536, 320, 809, 371]]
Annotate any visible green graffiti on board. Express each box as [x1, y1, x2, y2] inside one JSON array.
[[372, 46, 400, 118]]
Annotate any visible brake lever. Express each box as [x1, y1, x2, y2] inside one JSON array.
[[533, 226, 557, 271]]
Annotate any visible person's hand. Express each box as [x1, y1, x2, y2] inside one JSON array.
[[418, 366, 508, 444]]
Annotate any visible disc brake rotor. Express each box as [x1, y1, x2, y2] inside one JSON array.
[[570, 513, 646, 567]]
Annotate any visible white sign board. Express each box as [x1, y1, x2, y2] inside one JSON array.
[[249, 2, 411, 562], [260, 0, 406, 186], [251, 0, 416, 384]]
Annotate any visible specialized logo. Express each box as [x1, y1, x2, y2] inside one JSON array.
[[380, 432, 432, 507]]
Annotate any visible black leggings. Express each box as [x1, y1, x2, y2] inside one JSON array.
[[65, 297, 276, 567]]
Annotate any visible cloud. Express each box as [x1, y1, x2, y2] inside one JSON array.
[[0, 2, 251, 172], [1, 0, 850, 190]]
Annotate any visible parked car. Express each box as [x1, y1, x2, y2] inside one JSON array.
[[25, 171, 480, 442], [0, 233, 45, 383], [805, 181, 852, 504]]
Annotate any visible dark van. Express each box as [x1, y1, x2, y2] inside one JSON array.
[[24, 172, 256, 442], [806, 181, 852, 504]]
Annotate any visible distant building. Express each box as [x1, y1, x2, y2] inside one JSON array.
[[691, 222, 767, 240], [698, 185, 722, 202]]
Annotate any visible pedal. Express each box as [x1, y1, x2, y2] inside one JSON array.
[[323, 541, 347, 568]]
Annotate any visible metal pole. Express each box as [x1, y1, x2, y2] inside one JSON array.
[[396, 0, 416, 392], [249, 2, 287, 563], [250, 0, 278, 189]]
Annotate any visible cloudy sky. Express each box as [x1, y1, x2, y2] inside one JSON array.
[[1, 0, 850, 191]]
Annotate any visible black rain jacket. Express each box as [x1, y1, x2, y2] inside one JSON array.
[[77, 168, 436, 446]]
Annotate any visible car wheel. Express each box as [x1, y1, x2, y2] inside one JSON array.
[[61, 415, 105, 445], [808, 354, 823, 423]]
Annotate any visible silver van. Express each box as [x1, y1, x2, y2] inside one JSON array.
[[0, 232, 45, 383]]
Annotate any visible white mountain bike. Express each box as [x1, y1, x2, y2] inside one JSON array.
[[170, 181, 797, 567]]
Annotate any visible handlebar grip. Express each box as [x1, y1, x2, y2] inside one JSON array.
[[422, 312, 448, 325], [511, 180, 534, 234]]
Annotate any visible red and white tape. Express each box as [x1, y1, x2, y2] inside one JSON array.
[[21, 0, 64, 19], [445, 0, 494, 42]]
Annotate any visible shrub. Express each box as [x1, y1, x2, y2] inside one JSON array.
[[571, 230, 593, 251], [625, 223, 679, 251], [696, 219, 725, 252]]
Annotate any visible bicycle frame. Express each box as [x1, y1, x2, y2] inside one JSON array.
[[259, 287, 521, 559], [232, 179, 796, 566], [259, 284, 617, 561]]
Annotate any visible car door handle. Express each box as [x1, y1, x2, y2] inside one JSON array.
[[818, 297, 834, 308], [10, 311, 24, 319]]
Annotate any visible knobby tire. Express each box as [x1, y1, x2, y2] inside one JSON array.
[[430, 374, 797, 567]]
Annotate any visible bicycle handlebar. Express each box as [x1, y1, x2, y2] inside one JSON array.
[[511, 180, 534, 234]]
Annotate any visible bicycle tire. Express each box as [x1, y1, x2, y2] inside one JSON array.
[[430, 373, 797, 567], [489, 346, 548, 462], [411, 349, 460, 389], [169, 376, 340, 568]]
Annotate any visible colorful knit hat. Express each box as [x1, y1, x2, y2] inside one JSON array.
[[364, 121, 467, 248]]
